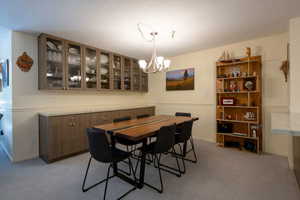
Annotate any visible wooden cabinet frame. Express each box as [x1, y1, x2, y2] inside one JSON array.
[[83, 45, 99, 90], [38, 34, 67, 90], [38, 33, 148, 93], [65, 41, 84, 90]]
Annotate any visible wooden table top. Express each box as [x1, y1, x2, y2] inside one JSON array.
[[94, 115, 198, 142]]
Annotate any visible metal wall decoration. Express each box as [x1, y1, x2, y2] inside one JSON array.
[[16, 52, 33, 72], [280, 44, 289, 82]]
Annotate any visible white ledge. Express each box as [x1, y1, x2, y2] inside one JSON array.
[[271, 112, 300, 136]]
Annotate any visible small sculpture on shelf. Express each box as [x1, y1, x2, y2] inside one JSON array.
[[229, 80, 239, 92], [218, 51, 240, 63], [244, 80, 254, 91], [250, 125, 258, 138], [244, 112, 256, 121]]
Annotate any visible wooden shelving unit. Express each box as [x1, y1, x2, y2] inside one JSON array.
[[216, 56, 262, 153]]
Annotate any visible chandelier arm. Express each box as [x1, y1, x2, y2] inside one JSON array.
[[137, 23, 154, 42]]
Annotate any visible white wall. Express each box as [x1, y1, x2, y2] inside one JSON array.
[[290, 17, 300, 113], [288, 17, 300, 169], [148, 33, 290, 156], [0, 26, 13, 159], [10, 32, 152, 162]]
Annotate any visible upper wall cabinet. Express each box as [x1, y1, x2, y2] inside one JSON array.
[[141, 71, 148, 92], [66, 42, 83, 89], [38, 34, 66, 90], [84, 47, 98, 90], [112, 54, 122, 90], [99, 51, 111, 90], [132, 59, 141, 91], [123, 57, 131, 91], [38, 33, 148, 92]]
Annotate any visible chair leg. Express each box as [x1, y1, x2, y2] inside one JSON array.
[[178, 144, 186, 174], [182, 138, 197, 163], [82, 157, 114, 193], [153, 149, 182, 177], [174, 138, 198, 164], [172, 146, 183, 174], [190, 137, 198, 163], [144, 154, 164, 193], [103, 164, 112, 200]]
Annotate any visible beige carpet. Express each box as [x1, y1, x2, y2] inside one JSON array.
[[0, 140, 299, 200]]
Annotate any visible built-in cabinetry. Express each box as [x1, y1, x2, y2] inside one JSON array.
[[38, 33, 148, 92], [39, 106, 155, 163]]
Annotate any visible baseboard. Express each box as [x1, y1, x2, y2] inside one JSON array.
[[0, 141, 13, 162]]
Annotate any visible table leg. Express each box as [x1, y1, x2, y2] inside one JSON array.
[[137, 139, 147, 189]]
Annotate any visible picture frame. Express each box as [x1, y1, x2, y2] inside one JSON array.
[[0, 59, 9, 88], [166, 68, 195, 91]]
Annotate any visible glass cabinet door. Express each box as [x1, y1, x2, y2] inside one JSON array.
[[113, 55, 122, 90], [141, 72, 148, 91], [85, 48, 97, 89], [46, 38, 64, 89], [67, 44, 82, 89], [124, 57, 131, 90], [132, 60, 141, 91], [99, 52, 111, 89]]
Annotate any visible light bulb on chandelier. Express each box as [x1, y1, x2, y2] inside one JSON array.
[[137, 24, 172, 73]]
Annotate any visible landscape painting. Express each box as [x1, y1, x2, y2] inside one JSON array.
[[166, 68, 195, 91]]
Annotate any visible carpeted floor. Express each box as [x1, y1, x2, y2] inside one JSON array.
[[0, 140, 299, 200]]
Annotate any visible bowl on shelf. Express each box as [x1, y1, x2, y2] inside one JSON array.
[[100, 55, 109, 64]]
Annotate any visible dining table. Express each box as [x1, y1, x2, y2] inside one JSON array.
[[93, 115, 198, 189]]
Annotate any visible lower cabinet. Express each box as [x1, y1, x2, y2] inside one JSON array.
[[39, 106, 155, 163]]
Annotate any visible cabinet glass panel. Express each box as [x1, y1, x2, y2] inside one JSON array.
[[67, 44, 82, 88], [141, 72, 148, 91], [99, 52, 110, 89], [85, 48, 97, 89], [113, 55, 122, 89], [46, 38, 64, 88], [132, 60, 140, 90], [124, 58, 131, 90]]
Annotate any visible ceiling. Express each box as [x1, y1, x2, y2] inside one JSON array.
[[1, 0, 300, 58]]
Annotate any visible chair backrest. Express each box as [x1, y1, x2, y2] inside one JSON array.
[[86, 128, 112, 163], [178, 120, 194, 142], [137, 114, 150, 119], [153, 124, 176, 154], [175, 112, 191, 117], [113, 116, 131, 123]]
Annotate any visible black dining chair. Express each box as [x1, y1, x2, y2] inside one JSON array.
[[134, 124, 181, 193], [173, 120, 194, 174], [137, 114, 150, 119], [114, 116, 141, 175], [175, 112, 197, 163], [82, 128, 136, 200]]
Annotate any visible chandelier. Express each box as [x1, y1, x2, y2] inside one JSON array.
[[137, 24, 171, 73]]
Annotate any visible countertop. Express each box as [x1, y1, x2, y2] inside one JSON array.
[[39, 105, 155, 117]]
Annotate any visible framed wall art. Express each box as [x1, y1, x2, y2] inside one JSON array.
[[166, 68, 194, 91]]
